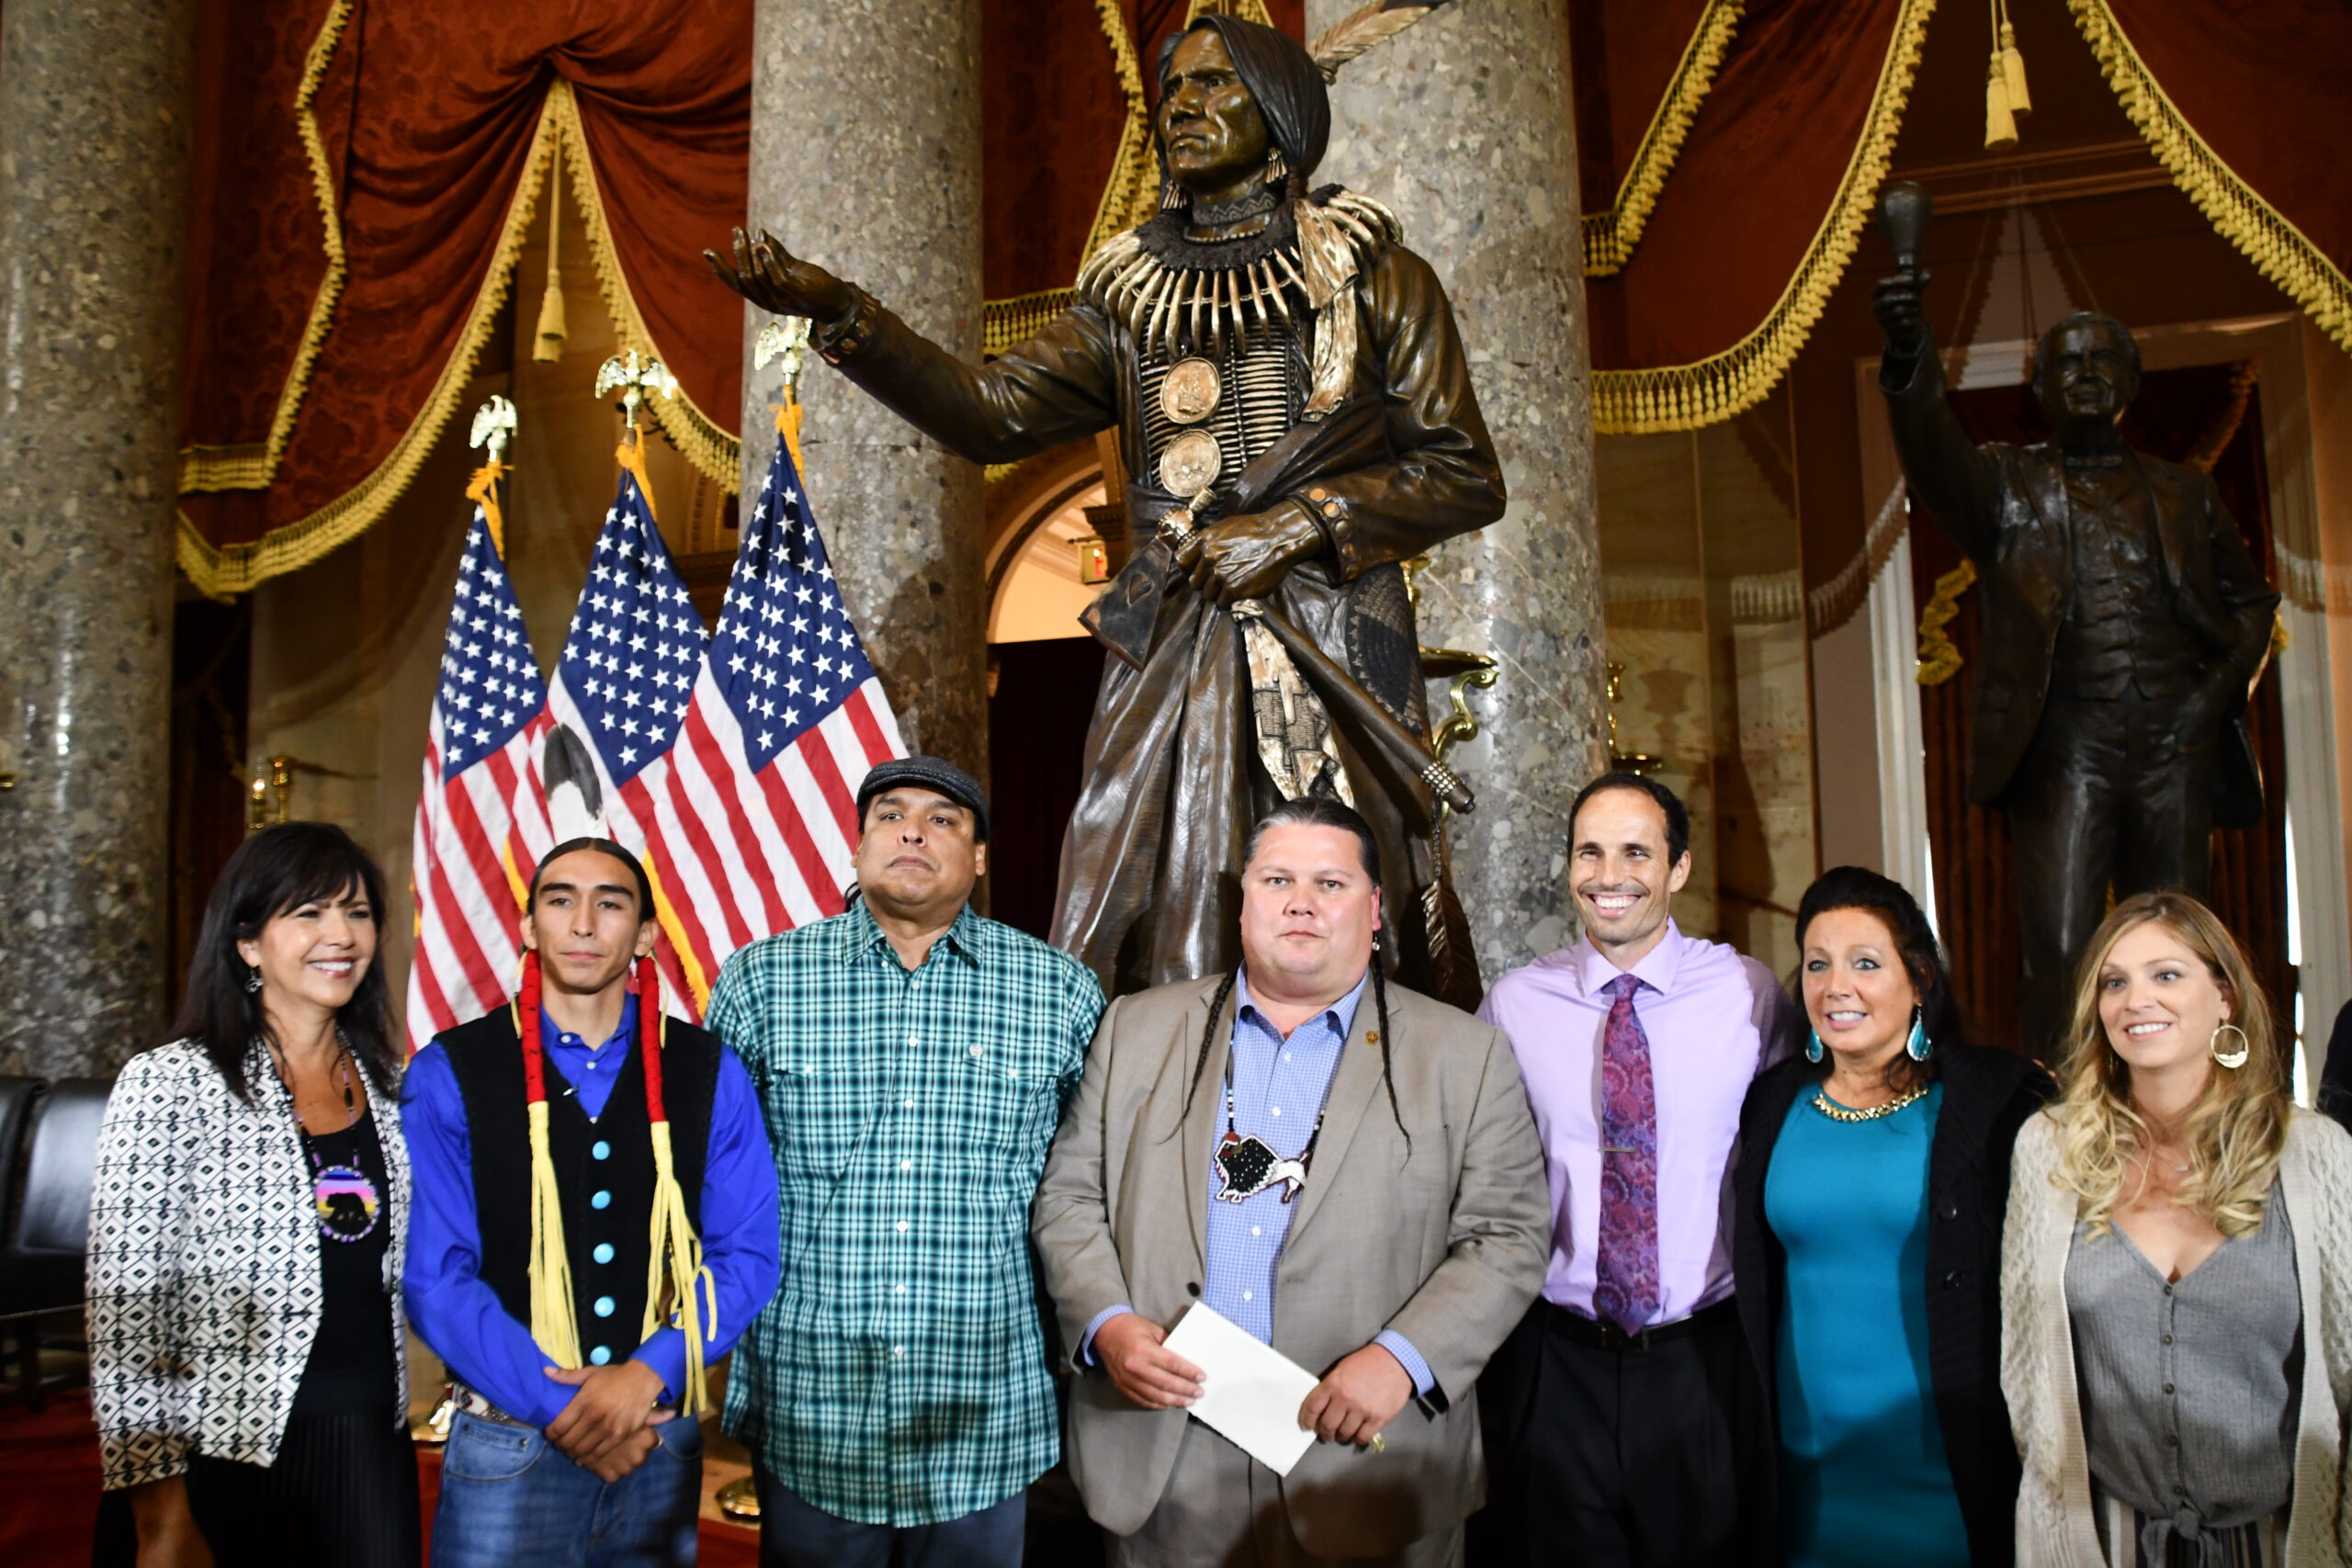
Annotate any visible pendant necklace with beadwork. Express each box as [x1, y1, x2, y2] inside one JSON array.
[[1213, 1044, 1328, 1205], [272, 1036, 381, 1244]]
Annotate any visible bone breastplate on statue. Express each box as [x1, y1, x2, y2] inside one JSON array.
[[1136, 322, 1309, 503], [1078, 189, 1402, 520]]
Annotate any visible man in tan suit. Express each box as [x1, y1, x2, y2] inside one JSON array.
[[1033, 797, 1550, 1566]]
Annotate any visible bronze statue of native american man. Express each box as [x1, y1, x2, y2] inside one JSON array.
[[709, 15, 1505, 1005]]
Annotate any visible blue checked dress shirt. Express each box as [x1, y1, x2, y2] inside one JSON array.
[[707, 901, 1104, 1528], [401, 994, 783, 1427], [1083, 969, 1434, 1396]]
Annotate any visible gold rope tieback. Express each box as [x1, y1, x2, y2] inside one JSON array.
[[1917, 558, 1977, 686]]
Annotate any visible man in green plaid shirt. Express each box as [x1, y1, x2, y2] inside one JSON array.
[[706, 756, 1103, 1568]]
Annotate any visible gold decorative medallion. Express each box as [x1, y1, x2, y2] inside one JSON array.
[[1159, 430, 1223, 498], [1159, 357, 1222, 424]]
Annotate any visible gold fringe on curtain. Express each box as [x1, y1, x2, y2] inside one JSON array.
[[1082, 0, 1160, 266], [1589, 0, 1936, 436], [2068, 0, 2351, 356], [177, 78, 749, 598], [985, 288, 1080, 356], [179, 0, 355, 493], [176, 93, 566, 598], [2186, 361, 2257, 473], [543, 81, 741, 493], [1582, 0, 1745, 276]]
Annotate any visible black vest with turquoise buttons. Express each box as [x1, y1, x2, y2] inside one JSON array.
[[436, 1007, 718, 1373]]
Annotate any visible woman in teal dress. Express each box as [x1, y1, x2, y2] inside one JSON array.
[[1732, 867, 2050, 1566]]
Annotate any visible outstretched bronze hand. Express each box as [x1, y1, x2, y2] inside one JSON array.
[[704, 227, 855, 323]]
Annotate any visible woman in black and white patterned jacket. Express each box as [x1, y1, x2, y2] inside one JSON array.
[[89, 822, 418, 1568]]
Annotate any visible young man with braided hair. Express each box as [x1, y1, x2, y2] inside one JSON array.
[[401, 838, 779, 1567], [1033, 795, 1550, 1567]]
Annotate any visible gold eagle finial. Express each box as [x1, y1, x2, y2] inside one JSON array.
[[594, 349, 677, 432], [469, 394, 517, 464]]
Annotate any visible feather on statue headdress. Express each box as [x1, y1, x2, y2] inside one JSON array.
[[1306, 2, 1453, 84]]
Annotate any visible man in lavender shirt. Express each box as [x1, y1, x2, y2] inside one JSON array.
[[1473, 772, 1798, 1568]]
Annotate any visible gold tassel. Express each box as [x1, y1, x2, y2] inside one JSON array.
[[775, 398, 807, 473], [1984, 53, 2018, 150], [1999, 19, 2030, 116], [533, 151, 569, 364], [643, 1120, 717, 1416], [526, 1099, 582, 1368]]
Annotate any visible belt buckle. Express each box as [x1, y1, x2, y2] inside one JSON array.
[[452, 1383, 521, 1426]]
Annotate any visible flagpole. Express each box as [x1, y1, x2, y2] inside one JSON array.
[[410, 390, 555, 1074], [717, 312, 809, 1530], [594, 347, 680, 520], [466, 393, 517, 552], [754, 314, 812, 460], [582, 350, 716, 1012]]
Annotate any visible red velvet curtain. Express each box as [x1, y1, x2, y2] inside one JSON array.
[[1584, 0, 1916, 373], [2083, 0, 2352, 353], [1577, 0, 2352, 433], [178, 0, 340, 475], [984, 0, 1132, 300], [1911, 365, 2290, 1052], [178, 0, 751, 593], [1568, 0, 1720, 244]]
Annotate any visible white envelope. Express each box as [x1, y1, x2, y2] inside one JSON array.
[[1161, 1303, 1321, 1476]]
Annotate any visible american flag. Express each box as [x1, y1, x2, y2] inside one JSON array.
[[684, 415, 903, 946], [408, 491, 554, 1050], [542, 455, 708, 1014]]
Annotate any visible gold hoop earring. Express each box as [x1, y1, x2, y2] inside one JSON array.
[[2211, 1022, 2250, 1070]]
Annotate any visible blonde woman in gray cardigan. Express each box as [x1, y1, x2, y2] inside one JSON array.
[[2001, 890, 2352, 1568]]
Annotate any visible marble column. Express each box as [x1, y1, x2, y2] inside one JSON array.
[[0, 0, 197, 1077], [1312, 0, 1610, 975], [741, 0, 989, 778]]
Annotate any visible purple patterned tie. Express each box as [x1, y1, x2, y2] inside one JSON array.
[[1594, 972, 1660, 1337]]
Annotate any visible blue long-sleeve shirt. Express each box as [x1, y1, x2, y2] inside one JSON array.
[[1082, 969, 1433, 1396], [401, 996, 782, 1427]]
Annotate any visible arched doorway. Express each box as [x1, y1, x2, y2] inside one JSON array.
[[984, 443, 1114, 938]]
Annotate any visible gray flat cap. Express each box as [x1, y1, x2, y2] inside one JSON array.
[[855, 755, 989, 840]]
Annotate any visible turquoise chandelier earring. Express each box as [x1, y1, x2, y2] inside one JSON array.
[[1805, 1029, 1826, 1064], [1905, 1005, 1933, 1062]]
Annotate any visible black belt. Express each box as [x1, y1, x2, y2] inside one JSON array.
[[1544, 1296, 1733, 1354]]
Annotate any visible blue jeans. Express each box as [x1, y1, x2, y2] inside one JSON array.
[[432, 1409, 703, 1568], [751, 1465, 1024, 1568]]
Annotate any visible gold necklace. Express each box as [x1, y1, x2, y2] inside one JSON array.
[[1811, 1083, 1929, 1122]]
